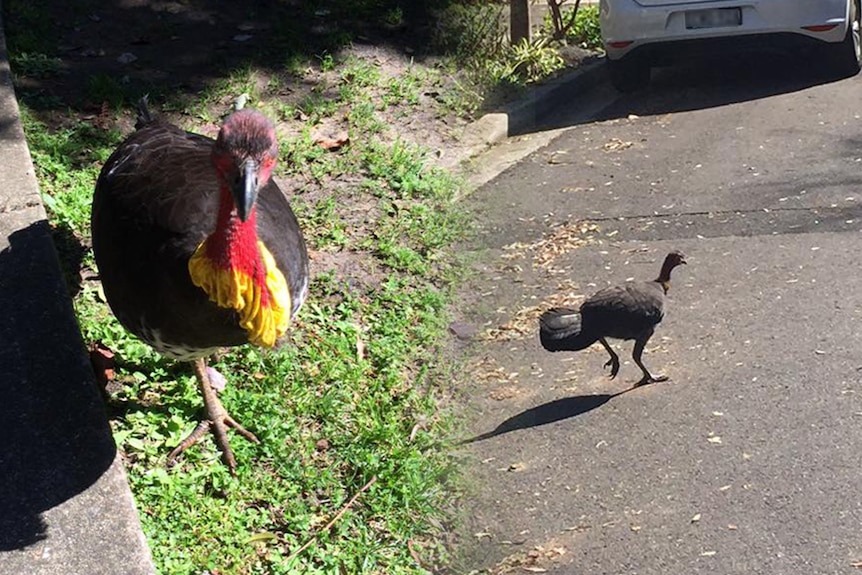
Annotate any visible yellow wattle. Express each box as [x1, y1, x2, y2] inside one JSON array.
[[188, 240, 291, 347]]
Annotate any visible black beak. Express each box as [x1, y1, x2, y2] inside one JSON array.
[[233, 159, 259, 222]]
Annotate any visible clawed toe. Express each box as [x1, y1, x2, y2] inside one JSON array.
[[167, 414, 259, 474], [604, 358, 620, 379], [166, 359, 260, 474], [635, 374, 669, 387]]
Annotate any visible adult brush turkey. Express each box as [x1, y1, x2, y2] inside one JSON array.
[[539, 251, 686, 386], [91, 100, 309, 473]]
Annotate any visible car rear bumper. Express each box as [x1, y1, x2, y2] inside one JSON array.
[[601, 0, 849, 60], [612, 31, 847, 66]]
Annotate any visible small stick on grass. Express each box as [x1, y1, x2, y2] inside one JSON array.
[[287, 475, 378, 562]]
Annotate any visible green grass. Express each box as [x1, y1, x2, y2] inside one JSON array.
[[4, 0, 601, 571], [430, 2, 604, 116], [16, 51, 466, 575], [20, 109, 123, 238]]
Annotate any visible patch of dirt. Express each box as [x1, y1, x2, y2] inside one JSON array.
[[307, 249, 383, 295], [14, 1, 490, 298], [16, 1, 473, 165]]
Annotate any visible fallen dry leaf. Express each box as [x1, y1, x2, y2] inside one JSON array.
[[89, 342, 115, 389], [602, 137, 634, 152], [314, 130, 350, 151], [356, 333, 365, 361], [206, 366, 227, 392], [489, 386, 521, 401], [472, 356, 516, 383]]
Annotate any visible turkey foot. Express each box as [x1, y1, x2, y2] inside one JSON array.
[[599, 338, 620, 379], [634, 373, 669, 387], [167, 358, 259, 474], [632, 334, 666, 388]]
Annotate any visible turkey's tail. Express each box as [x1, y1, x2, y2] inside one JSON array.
[[539, 307, 595, 352], [135, 95, 155, 129]]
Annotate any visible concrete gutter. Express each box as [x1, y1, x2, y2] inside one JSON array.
[[0, 5, 155, 575]]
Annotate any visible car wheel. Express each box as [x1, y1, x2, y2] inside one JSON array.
[[833, 0, 862, 77], [607, 56, 650, 93]]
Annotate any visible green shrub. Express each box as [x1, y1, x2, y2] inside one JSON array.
[[499, 37, 565, 84], [544, 4, 603, 50]]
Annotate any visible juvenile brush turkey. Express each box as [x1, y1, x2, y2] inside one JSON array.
[[539, 251, 686, 386], [91, 99, 309, 473]]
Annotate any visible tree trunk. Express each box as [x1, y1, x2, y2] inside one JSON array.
[[510, 0, 531, 44]]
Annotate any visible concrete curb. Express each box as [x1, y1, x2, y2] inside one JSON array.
[[461, 57, 608, 158], [0, 4, 156, 575], [457, 56, 615, 196]]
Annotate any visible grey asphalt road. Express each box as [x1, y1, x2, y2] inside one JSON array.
[[455, 55, 862, 575]]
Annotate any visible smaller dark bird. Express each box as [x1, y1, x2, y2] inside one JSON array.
[[539, 251, 687, 386]]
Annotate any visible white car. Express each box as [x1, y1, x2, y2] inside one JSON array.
[[599, 0, 862, 91]]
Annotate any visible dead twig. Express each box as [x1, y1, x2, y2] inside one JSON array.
[[287, 475, 378, 562]]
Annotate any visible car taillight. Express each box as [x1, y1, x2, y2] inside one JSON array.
[[802, 24, 839, 32]]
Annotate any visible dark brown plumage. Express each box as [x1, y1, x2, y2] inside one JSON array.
[[539, 251, 686, 386], [91, 100, 309, 472]]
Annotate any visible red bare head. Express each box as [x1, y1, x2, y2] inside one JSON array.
[[211, 110, 279, 222]]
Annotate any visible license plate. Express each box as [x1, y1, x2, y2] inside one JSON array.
[[685, 8, 742, 30]]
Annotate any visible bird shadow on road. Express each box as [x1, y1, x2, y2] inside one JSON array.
[[460, 385, 641, 445]]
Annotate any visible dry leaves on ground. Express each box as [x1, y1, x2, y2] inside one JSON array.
[[472, 356, 519, 384], [481, 281, 585, 342], [488, 385, 521, 401], [501, 220, 600, 270], [602, 137, 635, 152], [488, 545, 568, 575]]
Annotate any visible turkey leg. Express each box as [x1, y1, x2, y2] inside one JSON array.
[[598, 337, 620, 379], [167, 357, 260, 474], [632, 330, 668, 387]]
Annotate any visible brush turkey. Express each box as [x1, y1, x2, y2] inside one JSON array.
[[539, 251, 686, 386], [91, 100, 309, 472]]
